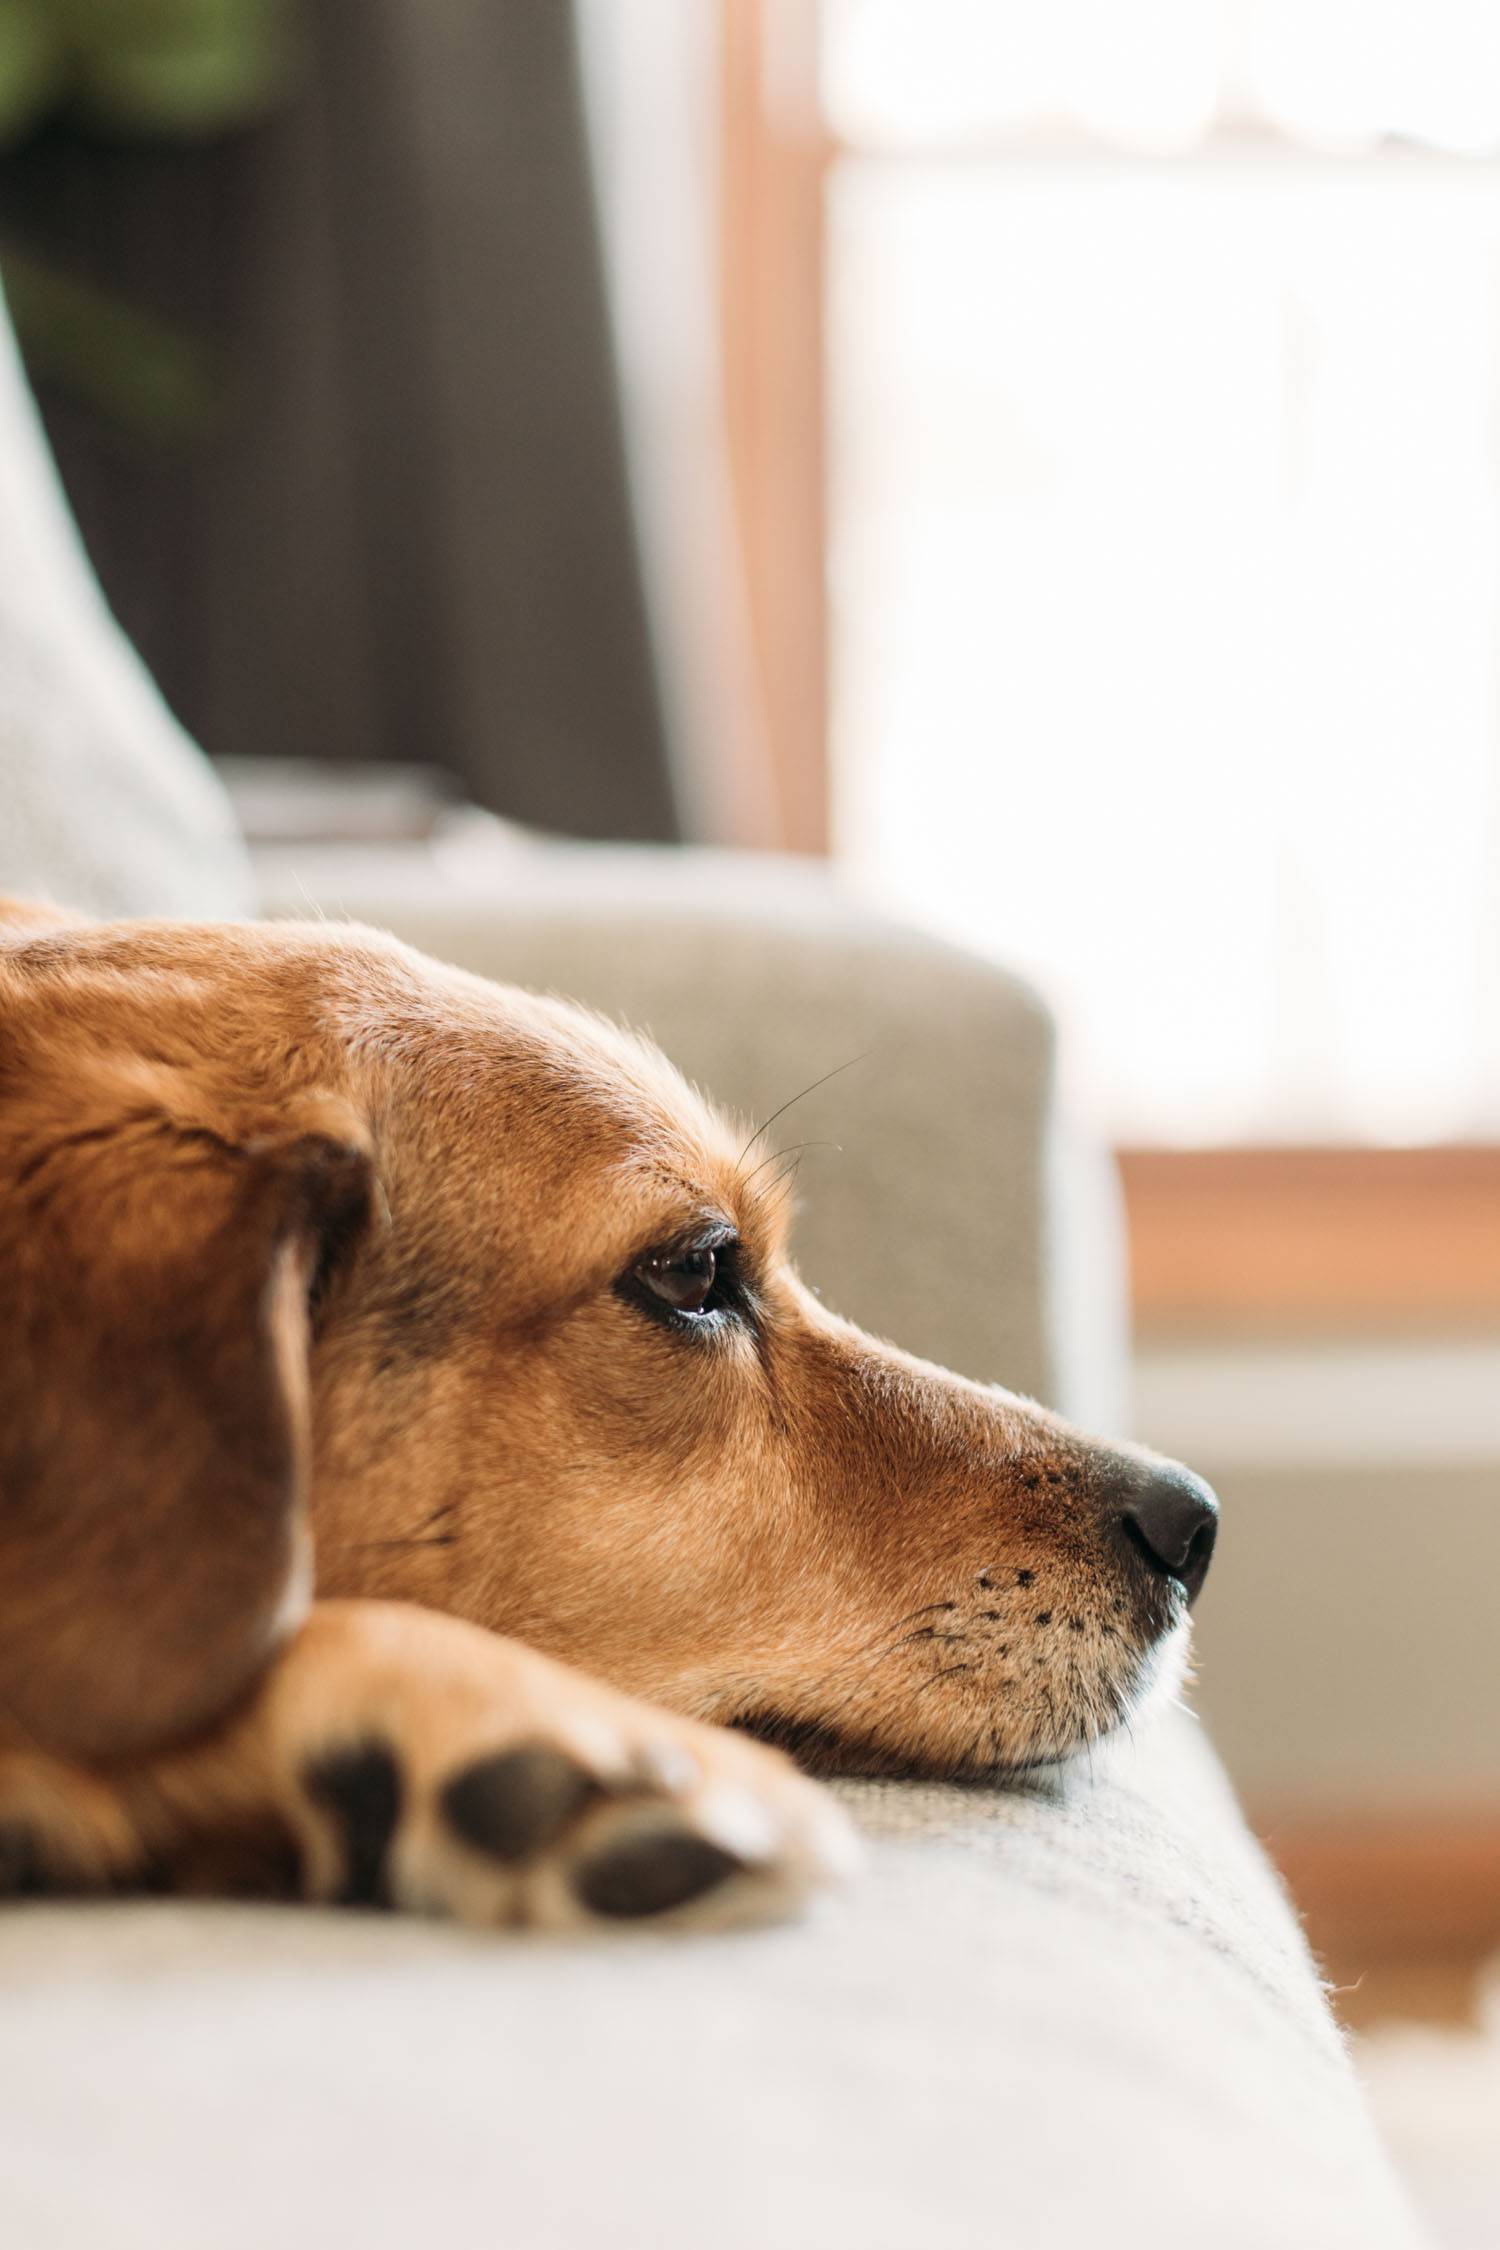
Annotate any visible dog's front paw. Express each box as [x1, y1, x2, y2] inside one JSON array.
[[0, 1751, 146, 1898], [246, 1603, 857, 1932]]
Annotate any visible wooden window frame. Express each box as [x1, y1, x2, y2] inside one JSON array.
[[1120, 1145, 1500, 1337], [720, 6, 1500, 1339], [719, 0, 829, 855]]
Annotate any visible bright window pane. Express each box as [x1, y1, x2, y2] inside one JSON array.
[[829, 158, 1500, 1141], [822, 1, 1500, 154]]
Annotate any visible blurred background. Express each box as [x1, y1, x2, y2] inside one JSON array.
[[2, 0, 1497, 2226]]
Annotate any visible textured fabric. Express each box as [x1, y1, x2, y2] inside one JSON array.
[[0, 283, 251, 920], [0, 1712, 1423, 2250]]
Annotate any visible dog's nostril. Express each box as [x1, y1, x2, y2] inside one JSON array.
[[1117, 1463, 1219, 1607]]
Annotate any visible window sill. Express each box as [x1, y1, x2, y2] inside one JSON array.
[[1117, 1145, 1500, 1337]]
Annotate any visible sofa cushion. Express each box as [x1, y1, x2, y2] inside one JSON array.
[[0, 284, 251, 921], [0, 1710, 1422, 2250]]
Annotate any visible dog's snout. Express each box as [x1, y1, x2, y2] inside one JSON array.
[[1113, 1461, 1219, 1606]]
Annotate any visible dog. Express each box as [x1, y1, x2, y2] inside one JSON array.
[[0, 900, 1217, 1930]]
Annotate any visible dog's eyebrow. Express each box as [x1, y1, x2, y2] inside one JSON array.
[[615, 1174, 735, 1241], [647, 1210, 737, 1252]]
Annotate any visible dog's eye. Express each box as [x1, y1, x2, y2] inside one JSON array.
[[635, 1245, 719, 1316], [622, 1232, 746, 1333]]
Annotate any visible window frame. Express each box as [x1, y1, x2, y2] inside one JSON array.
[[719, 5, 1500, 1335]]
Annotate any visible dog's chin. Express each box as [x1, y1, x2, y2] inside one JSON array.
[[728, 1710, 920, 1780], [1036, 1616, 1197, 1786], [733, 1617, 1196, 1785], [1124, 1611, 1194, 1725]]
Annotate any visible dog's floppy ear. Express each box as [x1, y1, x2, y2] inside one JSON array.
[[0, 1073, 378, 1761]]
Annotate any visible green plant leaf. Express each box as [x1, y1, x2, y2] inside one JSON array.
[[1, 242, 221, 441], [0, 0, 66, 149], [69, 0, 298, 137]]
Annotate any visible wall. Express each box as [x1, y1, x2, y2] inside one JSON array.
[[1134, 1337, 1500, 1812]]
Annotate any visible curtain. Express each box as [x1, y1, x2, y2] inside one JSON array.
[[1, 0, 681, 844]]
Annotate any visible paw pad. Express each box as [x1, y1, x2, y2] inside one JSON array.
[[0, 1823, 46, 1897], [302, 1742, 402, 1907], [441, 1743, 598, 1865], [572, 1827, 744, 1920]]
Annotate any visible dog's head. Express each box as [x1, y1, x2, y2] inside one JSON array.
[[0, 905, 1216, 1772]]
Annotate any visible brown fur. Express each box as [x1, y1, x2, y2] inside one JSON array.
[[0, 904, 1206, 1927]]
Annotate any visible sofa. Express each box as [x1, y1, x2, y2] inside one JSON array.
[[0, 284, 1424, 2248]]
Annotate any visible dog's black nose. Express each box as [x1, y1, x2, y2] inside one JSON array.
[[1113, 1460, 1219, 1606]]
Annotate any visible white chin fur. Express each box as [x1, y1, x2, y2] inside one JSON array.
[[1123, 1614, 1193, 1728], [1052, 1618, 1194, 1785]]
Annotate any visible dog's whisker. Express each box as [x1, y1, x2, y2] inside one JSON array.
[[789, 1627, 952, 1722], [1038, 1680, 1062, 1760], [763, 1154, 806, 1209], [1072, 1668, 1098, 1784], [335, 1534, 459, 1551], [789, 1602, 964, 1703], [759, 1612, 981, 1743], [739, 1139, 841, 1191], [910, 1662, 975, 1700], [735, 1053, 871, 1170]]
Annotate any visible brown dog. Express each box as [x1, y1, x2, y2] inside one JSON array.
[[0, 902, 1217, 1929]]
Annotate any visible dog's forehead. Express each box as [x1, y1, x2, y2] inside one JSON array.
[[342, 942, 745, 1203], [1, 916, 754, 1232]]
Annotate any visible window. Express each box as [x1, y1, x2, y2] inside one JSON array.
[[821, 1, 1500, 1145]]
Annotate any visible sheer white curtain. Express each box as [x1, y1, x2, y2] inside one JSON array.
[[826, 1, 1500, 1142], [824, 0, 1500, 155], [577, 0, 778, 848]]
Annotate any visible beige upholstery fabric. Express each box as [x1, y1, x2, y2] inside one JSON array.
[[0, 1714, 1422, 2250]]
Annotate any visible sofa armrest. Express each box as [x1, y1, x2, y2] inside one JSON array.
[[0, 1705, 1422, 2250], [257, 827, 1127, 1425]]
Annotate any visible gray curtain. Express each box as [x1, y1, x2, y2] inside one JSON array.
[[2, 0, 680, 843]]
